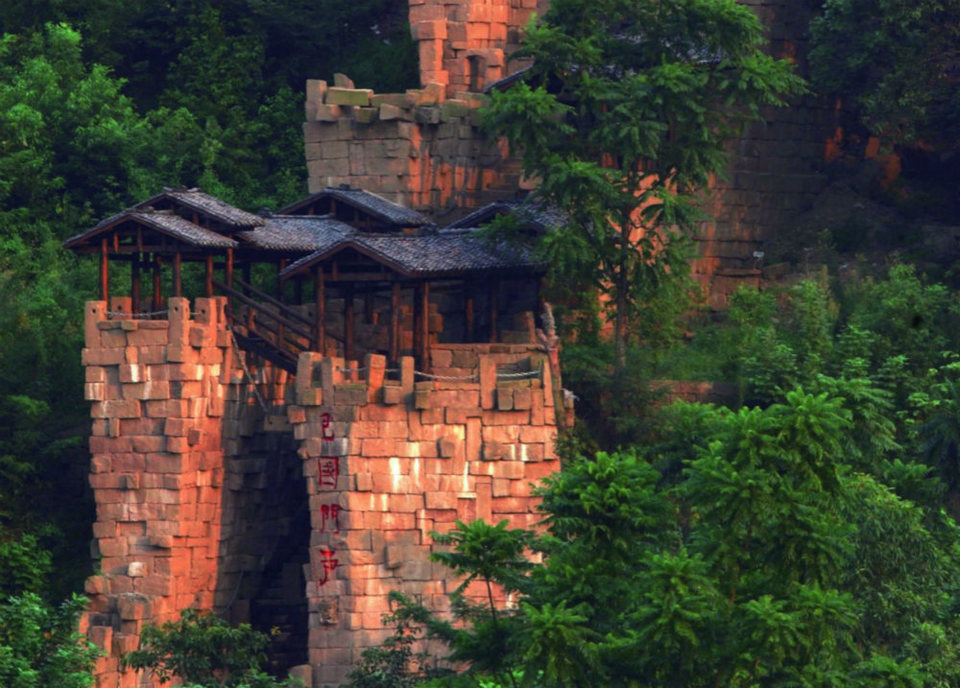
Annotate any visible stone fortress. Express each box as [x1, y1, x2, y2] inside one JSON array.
[[71, 1, 843, 686]]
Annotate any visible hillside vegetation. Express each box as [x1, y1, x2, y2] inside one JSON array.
[[1, 0, 960, 686]]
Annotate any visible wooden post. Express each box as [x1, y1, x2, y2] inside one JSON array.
[[415, 281, 430, 368], [173, 251, 182, 297], [205, 255, 214, 297], [488, 279, 498, 343], [100, 237, 109, 302], [345, 283, 355, 362], [131, 254, 141, 315], [364, 290, 374, 324], [465, 287, 475, 342], [226, 248, 234, 289], [152, 255, 162, 312], [314, 266, 325, 354], [390, 282, 401, 364]]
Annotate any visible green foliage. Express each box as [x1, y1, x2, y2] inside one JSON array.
[[123, 609, 300, 688], [0, 533, 51, 599], [483, 0, 803, 365], [810, 0, 960, 152], [351, 380, 960, 688], [0, 593, 99, 688], [346, 592, 451, 688]]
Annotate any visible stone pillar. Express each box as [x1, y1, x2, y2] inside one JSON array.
[[79, 297, 232, 688], [288, 347, 560, 687]]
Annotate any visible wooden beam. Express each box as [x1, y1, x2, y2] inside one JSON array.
[[100, 237, 109, 302], [390, 282, 401, 364], [314, 267, 325, 354], [226, 248, 234, 289]]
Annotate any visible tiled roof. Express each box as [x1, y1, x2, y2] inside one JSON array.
[[63, 211, 238, 250], [278, 186, 429, 227], [135, 188, 265, 229], [445, 198, 568, 232], [235, 216, 354, 252], [281, 228, 544, 279]]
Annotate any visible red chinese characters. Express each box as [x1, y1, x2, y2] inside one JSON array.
[[320, 503, 341, 532], [315, 547, 339, 586]]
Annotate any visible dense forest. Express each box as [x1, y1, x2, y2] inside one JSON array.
[[2, 0, 960, 685]]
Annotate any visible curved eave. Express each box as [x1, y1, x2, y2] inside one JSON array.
[[280, 239, 546, 281], [63, 213, 238, 254]]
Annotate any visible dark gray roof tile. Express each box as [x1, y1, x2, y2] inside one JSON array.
[[135, 188, 265, 229], [278, 186, 429, 227], [281, 230, 543, 279], [445, 198, 568, 231], [236, 216, 355, 252], [63, 211, 238, 250]]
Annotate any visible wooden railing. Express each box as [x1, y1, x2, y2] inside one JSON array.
[[213, 277, 342, 373]]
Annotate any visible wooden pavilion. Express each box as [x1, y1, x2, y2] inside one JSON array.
[[64, 186, 547, 372]]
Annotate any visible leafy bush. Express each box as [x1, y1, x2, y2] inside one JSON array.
[[0, 593, 99, 688], [123, 609, 301, 688]]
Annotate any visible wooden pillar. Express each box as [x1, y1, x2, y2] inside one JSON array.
[[465, 286, 475, 342], [226, 248, 234, 289], [152, 255, 162, 312], [314, 266, 325, 354], [390, 281, 401, 364], [415, 281, 430, 368], [242, 262, 252, 287], [100, 237, 109, 302], [364, 290, 374, 324], [344, 283, 355, 362], [131, 254, 141, 315], [173, 251, 182, 298], [205, 255, 214, 297], [488, 279, 498, 343]]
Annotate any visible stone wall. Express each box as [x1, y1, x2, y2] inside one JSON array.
[[304, 78, 524, 222], [78, 297, 563, 687], [303, 0, 843, 304], [79, 297, 232, 688], [289, 344, 561, 687], [694, 0, 840, 306], [409, 0, 549, 95]]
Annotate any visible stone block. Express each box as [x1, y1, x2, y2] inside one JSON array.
[[333, 73, 355, 89], [117, 594, 151, 621], [326, 87, 373, 106], [382, 384, 404, 405], [354, 107, 378, 124]]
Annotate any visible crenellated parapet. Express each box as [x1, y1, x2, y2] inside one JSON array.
[[303, 77, 525, 221], [77, 296, 565, 688], [79, 297, 233, 688], [287, 344, 562, 686]]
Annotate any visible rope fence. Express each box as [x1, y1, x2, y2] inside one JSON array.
[[105, 309, 169, 319]]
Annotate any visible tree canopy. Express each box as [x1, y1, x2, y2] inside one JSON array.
[[482, 0, 804, 365]]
